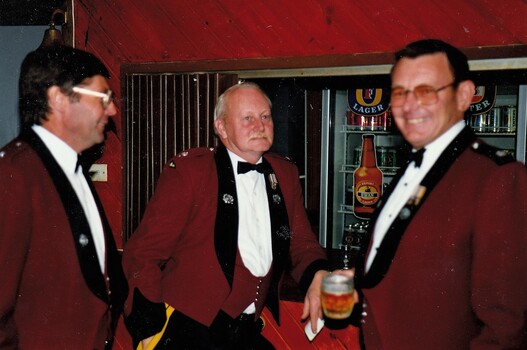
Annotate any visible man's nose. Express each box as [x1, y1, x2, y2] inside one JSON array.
[[106, 100, 117, 116], [253, 117, 265, 130], [402, 90, 419, 110]]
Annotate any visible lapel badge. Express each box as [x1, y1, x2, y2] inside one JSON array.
[[407, 185, 427, 206], [276, 225, 291, 240], [223, 193, 234, 205], [79, 234, 89, 247], [269, 173, 278, 190], [273, 194, 281, 204], [169, 160, 176, 168], [399, 207, 411, 220]]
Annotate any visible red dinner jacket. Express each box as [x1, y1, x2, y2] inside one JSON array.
[[123, 145, 327, 339], [360, 127, 527, 350], [0, 130, 127, 349]]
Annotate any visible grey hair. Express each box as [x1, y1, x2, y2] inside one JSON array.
[[213, 81, 272, 121]]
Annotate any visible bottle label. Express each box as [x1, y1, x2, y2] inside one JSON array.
[[355, 180, 381, 206]]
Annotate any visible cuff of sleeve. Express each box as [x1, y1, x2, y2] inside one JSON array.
[[124, 288, 167, 345], [298, 259, 330, 294]]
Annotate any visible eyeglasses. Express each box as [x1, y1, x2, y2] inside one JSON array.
[[72, 86, 114, 109], [390, 82, 455, 107]]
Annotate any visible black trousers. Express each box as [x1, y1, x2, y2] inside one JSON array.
[[152, 309, 275, 350]]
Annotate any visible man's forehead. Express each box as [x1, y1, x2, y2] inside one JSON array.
[[391, 54, 452, 83]]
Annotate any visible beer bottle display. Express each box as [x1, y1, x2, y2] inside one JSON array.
[[353, 134, 383, 219]]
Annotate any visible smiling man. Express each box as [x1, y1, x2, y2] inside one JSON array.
[[358, 39, 527, 349], [0, 46, 128, 349]]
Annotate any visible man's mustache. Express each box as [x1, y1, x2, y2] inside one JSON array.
[[249, 132, 269, 139]]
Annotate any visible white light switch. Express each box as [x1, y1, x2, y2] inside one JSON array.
[[89, 164, 108, 182]]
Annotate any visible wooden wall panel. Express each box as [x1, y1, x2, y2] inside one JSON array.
[[123, 72, 237, 240]]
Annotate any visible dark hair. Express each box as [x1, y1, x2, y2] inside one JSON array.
[[392, 39, 470, 86], [18, 45, 110, 129]]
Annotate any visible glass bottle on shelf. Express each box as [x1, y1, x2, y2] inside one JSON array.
[[353, 134, 383, 220]]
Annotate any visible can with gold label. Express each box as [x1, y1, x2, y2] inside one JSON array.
[[501, 105, 516, 133], [487, 107, 501, 132], [471, 113, 487, 133]]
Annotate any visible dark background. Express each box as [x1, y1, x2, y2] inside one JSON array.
[[0, 0, 66, 25]]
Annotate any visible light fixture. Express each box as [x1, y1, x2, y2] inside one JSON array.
[[39, 9, 66, 48]]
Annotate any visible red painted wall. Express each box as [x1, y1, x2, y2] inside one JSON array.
[[73, 0, 527, 246]]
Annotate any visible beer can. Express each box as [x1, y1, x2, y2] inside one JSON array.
[[487, 107, 501, 133], [381, 110, 392, 131], [370, 115, 380, 131], [356, 115, 368, 130], [471, 113, 486, 133], [353, 146, 362, 166], [377, 147, 397, 168], [385, 147, 397, 168], [376, 147, 386, 167], [501, 105, 517, 133], [346, 111, 355, 125]]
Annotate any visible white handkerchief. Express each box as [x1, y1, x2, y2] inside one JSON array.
[[304, 318, 325, 342]]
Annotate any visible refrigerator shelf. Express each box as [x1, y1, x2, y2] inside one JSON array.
[[340, 164, 400, 176], [340, 125, 392, 134], [474, 132, 516, 136], [338, 204, 354, 215]]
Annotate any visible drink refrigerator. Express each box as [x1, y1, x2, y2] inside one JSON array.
[[317, 75, 527, 254]]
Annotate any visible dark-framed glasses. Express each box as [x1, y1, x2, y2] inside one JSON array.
[[72, 86, 114, 109], [390, 82, 455, 107]]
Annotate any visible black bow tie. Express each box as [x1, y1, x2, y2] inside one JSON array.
[[75, 155, 83, 173], [237, 161, 267, 174], [406, 148, 426, 168]]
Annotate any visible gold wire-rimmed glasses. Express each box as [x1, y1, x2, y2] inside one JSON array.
[[390, 82, 454, 107]]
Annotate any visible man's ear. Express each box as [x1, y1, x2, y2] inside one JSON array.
[[47, 86, 67, 113], [456, 80, 476, 113], [214, 118, 227, 139]]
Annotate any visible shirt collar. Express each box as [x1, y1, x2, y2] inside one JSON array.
[[226, 149, 263, 173], [416, 120, 465, 168], [32, 125, 79, 175]]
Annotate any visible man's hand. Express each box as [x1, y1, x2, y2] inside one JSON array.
[[301, 269, 358, 333], [140, 335, 154, 350]]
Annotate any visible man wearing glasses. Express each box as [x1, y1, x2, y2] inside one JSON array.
[[0, 46, 127, 349], [357, 39, 527, 349]]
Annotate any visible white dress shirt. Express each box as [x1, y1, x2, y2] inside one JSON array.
[[33, 125, 106, 272], [228, 150, 273, 276], [228, 150, 273, 314], [365, 121, 466, 272]]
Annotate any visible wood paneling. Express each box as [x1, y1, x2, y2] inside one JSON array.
[[123, 72, 237, 240], [77, 0, 527, 64]]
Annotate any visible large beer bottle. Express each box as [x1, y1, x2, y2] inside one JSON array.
[[353, 134, 383, 219]]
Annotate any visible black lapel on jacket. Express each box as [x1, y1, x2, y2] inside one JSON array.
[[80, 159, 128, 315], [21, 129, 109, 302], [261, 156, 291, 321], [354, 164, 407, 284], [214, 145, 239, 287], [361, 126, 477, 288]]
